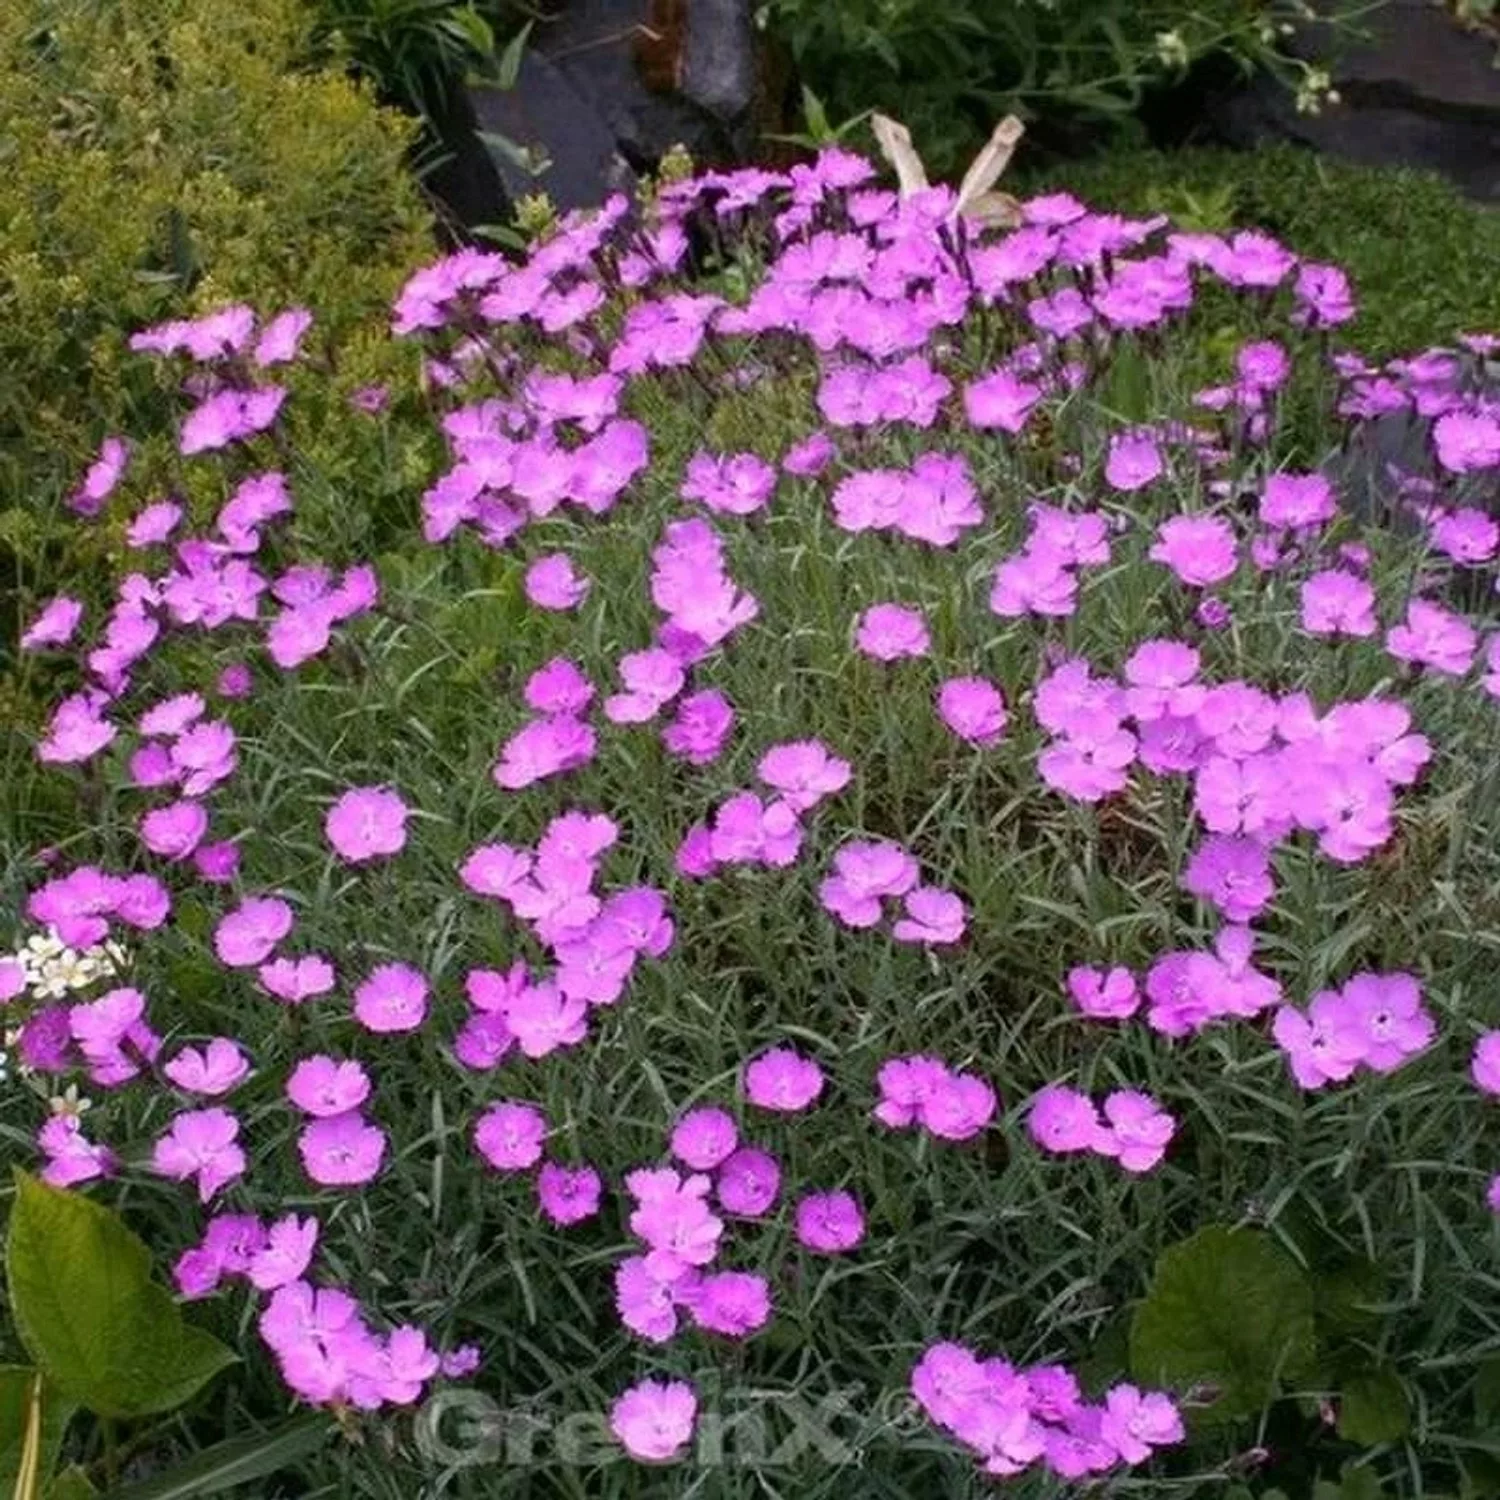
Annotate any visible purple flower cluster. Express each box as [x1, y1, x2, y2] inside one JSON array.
[[874, 1055, 997, 1141], [990, 501, 1113, 620], [912, 1342, 1183, 1478], [1027, 1085, 1176, 1172], [609, 1060, 874, 1356], [676, 737, 853, 877], [828, 454, 982, 545], [458, 812, 673, 1054], [258, 1280, 464, 1409], [818, 839, 967, 944], [422, 381, 650, 544], [1273, 972, 1435, 1087], [129, 305, 305, 455]]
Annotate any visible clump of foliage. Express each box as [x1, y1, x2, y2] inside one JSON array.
[[311, 0, 528, 132], [759, 0, 1345, 176], [3, 151, 1500, 1499]]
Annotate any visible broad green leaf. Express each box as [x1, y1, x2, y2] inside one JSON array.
[[1314, 1256, 1387, 1337], [0, 1366, 74, 1500], [106, 1415, 335, 1500], [1341, 1464, 1386, 1500], [1075, 1312, 1131, 1395], [46, 1468, 97, 1500], [1475, 1356, 1500, 1426], [1129, 1225, 1318, 1422], [1338, 1367, 1410, 1446], [6, 1172, 236, 1420], [1463, 1452, 1500, 1499]]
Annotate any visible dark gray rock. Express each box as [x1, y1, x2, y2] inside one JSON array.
[[681, 0, 757, 121], [533, 0, 714, 168], [428, 0, 765, 234], [421, 98, 513, 245], [1301, 0, 1500, 112], [1330, 407, 1437, 531], [1330, 359, 1500, 543], [1215, 82, 1500, 201], [469, 50, 637, 212], [1209, 0, 1500, 202]]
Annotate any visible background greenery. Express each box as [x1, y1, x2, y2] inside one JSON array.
[[758, 0, 1338, 175], [310, 0, 533, 133]]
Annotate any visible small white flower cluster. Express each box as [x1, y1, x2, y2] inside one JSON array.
[[1154, 30, 1190, 70], [7, 929, 128, 1001], [1294, 65, 1340, 116], [49, 1083, 92, 1119], [2, 929, 123, 1095]]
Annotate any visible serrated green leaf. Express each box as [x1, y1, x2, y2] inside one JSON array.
[[1129, 1225, 1318, 1422], [1338, 1367, 1409, 1446], [106, 1415, 335, 1500], [1, 1366, 75, 1499], [6, 1171, 237, 1420]]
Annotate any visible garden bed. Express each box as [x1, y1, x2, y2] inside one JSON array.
[[3, 137, 1500, 1497]]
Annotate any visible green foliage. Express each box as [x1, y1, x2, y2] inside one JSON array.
[[1129, 1225, 1318, 1421], [104, 1417, 336, 1500], [4, 116, 1500, 1497], [5, 1171, 236, 1421], [760, 0, 1332, 175], [1335, 1468, 1387, 1500], [0, 1181, 325, 1499], [312, 0, 519, 129], [1032, 145, 1500, 359], [1475, 1356, 1500, 1426], [0, 0, 434, 769], [45, 1469, 98, 1500], [1130, 1223, 1417, 1452], [1338, 1366, 1411, 1446]]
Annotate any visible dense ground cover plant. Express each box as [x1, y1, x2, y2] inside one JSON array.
[[4, 149, 1500, 1497], [0, 0, 432, 693]]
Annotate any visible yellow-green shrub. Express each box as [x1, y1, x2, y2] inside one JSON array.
[[0, 0, 432, 512]]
